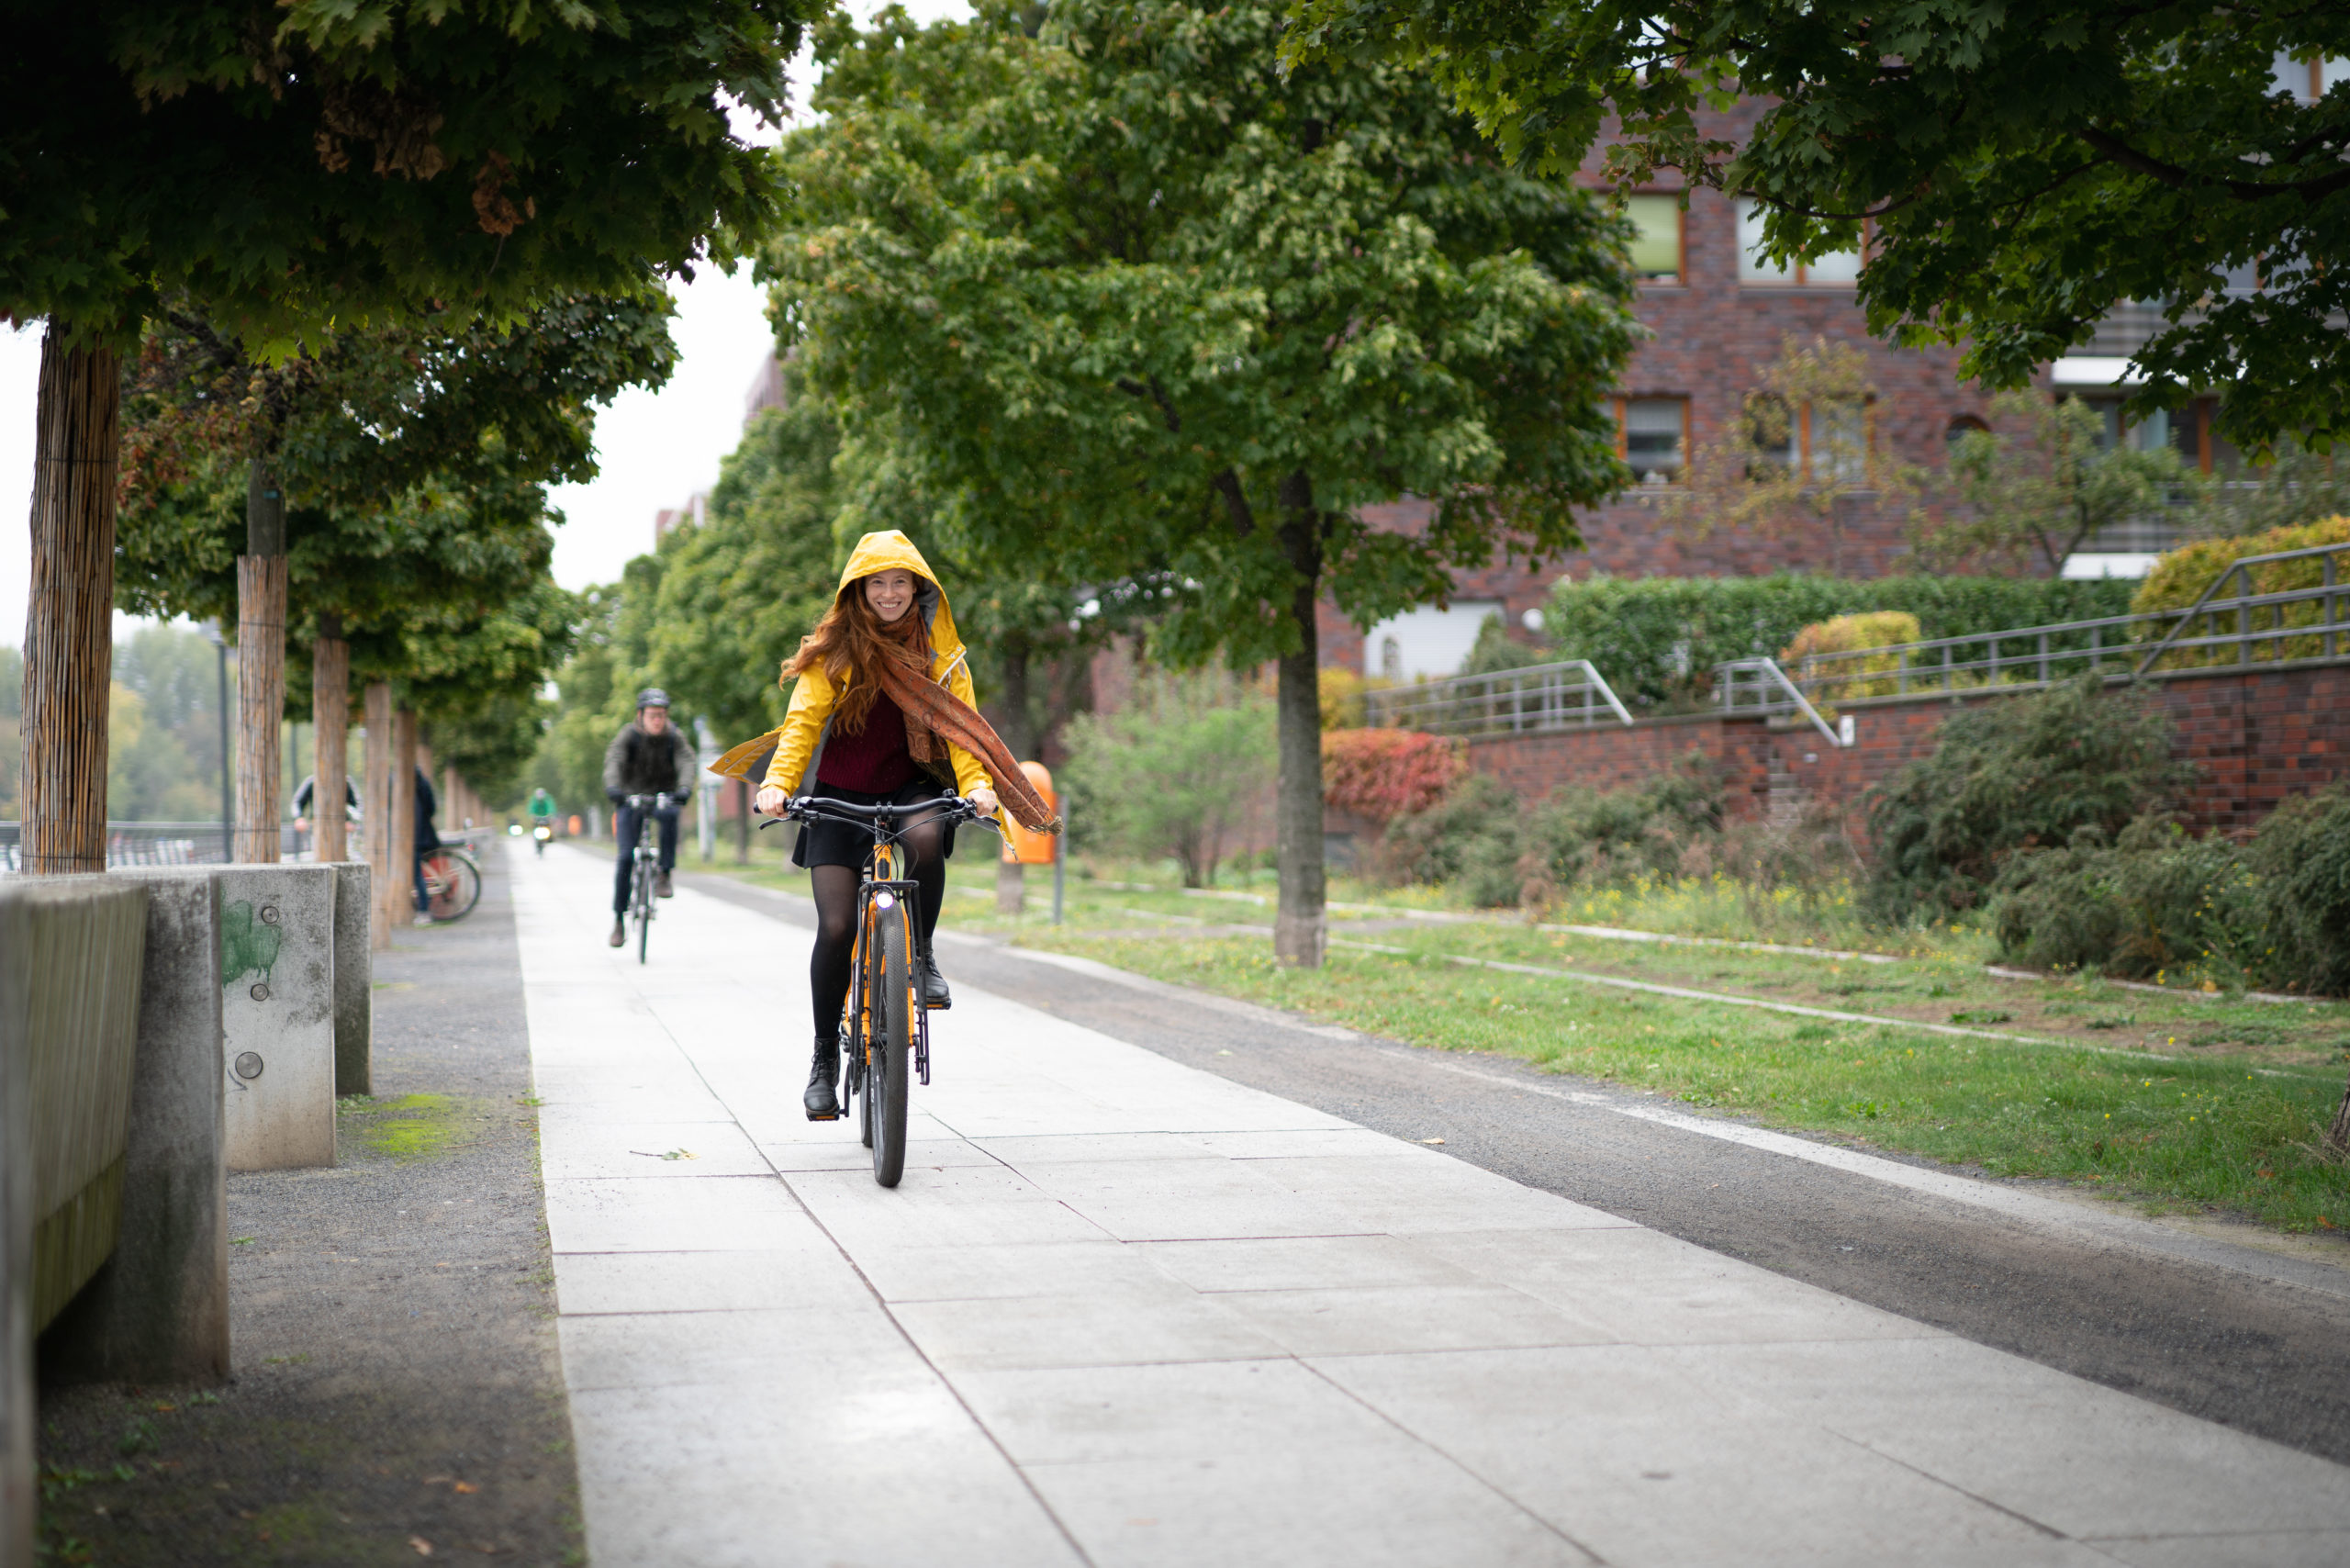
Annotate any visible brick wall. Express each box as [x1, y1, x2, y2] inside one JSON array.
[[1465, 664, 2350, 835]]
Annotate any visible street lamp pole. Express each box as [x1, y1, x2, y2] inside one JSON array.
[[203, 621, 230, 863]]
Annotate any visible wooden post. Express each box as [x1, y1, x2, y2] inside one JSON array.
[[364, 682, 394, 951], [233, 554, 287, 863], [734, 778, 751, 865], [311, 622, 350, 865], [19, 327, 120, 875], [392, 711, 419, 925]]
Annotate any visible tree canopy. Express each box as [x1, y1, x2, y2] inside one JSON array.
[[4, 1, 812, 346], [1281, 1, 2350, 446], [769, 0, 1639, 959]]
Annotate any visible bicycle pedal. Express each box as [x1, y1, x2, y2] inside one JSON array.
[[804, 1109, 845, 1123]]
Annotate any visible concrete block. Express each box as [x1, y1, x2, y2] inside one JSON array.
[[40, 869, 229, 1384], [330, 861, 373, 1096], [1, 879, 148, 1330], [218, 866, 339, 1171], [0, 904, 33, 1568]]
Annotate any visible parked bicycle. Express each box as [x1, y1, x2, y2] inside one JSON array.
[[764, 793, 991, 1187], [419, 845, 483, 923], [623, 791, 681, 964]]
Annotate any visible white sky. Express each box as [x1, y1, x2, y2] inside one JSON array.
[[1, 0, 971, 652]]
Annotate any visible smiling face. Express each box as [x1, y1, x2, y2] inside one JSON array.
[[863, 568, 918, 624]]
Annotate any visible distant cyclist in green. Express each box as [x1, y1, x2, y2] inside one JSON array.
[[527, 787, 557, 857]]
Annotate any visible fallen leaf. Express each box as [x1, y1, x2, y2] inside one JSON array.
[[1419, 1137, 1445, 1146], [453, 1482, 478, 1495], [411, 1537, 435, 1557]]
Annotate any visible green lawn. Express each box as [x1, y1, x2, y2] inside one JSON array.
[[691, 845, 2350, 1235]]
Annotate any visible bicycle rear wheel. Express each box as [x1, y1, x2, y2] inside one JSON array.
[[869, 911, 912, 1186], [424, 850, 483, 922]]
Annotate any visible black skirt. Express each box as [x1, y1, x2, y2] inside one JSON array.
[[789, 778, 960, 870]]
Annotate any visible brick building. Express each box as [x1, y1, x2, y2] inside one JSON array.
[[1323, 99, 2233, 682]]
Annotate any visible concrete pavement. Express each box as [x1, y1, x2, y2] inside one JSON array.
[[513, 846, 2350, 1567]]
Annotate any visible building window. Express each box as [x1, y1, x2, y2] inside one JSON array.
[[1749, 395, 1867, 481], [1617, 397, 1687, 483], [1735, 198, 1861, 286], [1625, 195, 1683, 285]]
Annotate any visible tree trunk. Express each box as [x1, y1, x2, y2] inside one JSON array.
[[733, 778, 750, 864], [312, 621, 350, 864], [364, 682, 395, 951], [392, 711, 419, 925], [995, 635, 1035, 761], [2326, 1072, 2350, 1159], [233, 554, 286, 863], [1273, 476, 1326, 968], [19, 327, 120, 875]]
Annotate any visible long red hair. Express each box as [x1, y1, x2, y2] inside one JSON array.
[[781, 579, 932, 735]]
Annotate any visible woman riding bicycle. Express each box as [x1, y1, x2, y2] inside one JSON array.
[[740, 532, 1058, 1120]]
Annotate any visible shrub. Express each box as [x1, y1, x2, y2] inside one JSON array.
[[1461, 613, 1550, 676], [2247, 786, 2350, 996], [1317, 666, 1382, 730], [1782, 610, 1923, 708], [1542, 573, 2137, 707], [1991, 814, 2260, 981], [1862, 677, 2189, 920], [1378, 772, 1527, 906], [1060, 670, 1274, 887], [1322, 728, 1464, 823], [2132, 515, 2350, 669], [1379, 756, 1723, 909]]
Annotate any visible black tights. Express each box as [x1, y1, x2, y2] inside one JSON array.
[[809, 819, 947, 1042]]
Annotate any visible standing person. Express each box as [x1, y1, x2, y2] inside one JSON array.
[[411, 766, 441, 927], [292, 771, 359, 852], [744, 532, 1057, 1120], [603, 689, 699, 948]]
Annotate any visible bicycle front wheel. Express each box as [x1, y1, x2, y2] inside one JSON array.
[[634, 856, 654, 965], [869, 911, 912, 1187], [424, 851, 483, 922]]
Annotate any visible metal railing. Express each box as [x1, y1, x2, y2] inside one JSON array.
[[0, 822, 311, 873], [1713, 658, 1845, 747], [1765, 541, 2350, 704], [1362, 659, 1635, 738]]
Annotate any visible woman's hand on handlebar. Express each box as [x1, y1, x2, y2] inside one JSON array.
[[755, 785, 789, 817], [967, 786, 1000, 821]]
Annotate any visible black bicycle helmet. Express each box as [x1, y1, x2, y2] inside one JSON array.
[[635, 687, 671, 710]]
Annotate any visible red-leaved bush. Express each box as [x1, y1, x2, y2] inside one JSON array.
[[1322, 728, 1465, 823]]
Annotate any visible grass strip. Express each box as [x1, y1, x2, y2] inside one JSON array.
[[1002, 932, 2350, 1235]]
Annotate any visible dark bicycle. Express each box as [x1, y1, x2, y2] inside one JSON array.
[[763, 793, 990, 1187], [622, 791, 680, 965]]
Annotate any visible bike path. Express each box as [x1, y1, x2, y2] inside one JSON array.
[[511, 847, 2350, 1567]]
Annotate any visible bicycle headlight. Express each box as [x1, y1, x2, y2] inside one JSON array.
[[874, 890, 897, 911]]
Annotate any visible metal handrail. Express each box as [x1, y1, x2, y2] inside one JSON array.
[[1712, 658, 1845, 748], [2132, 539, 2350, 677], [1361, 659, 1635, 739]]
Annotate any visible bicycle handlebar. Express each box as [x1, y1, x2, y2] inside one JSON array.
[[756, 793, 994, 835], [621, 792, 682, 810]]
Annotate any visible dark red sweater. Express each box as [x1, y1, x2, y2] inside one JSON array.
[[816, 688, 917, 794]]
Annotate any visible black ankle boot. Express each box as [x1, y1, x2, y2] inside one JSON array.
[[803, 1036, 841, 1120], [917, 949, 951, 1010]]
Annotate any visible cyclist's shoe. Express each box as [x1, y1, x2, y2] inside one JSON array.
[[412, 913, 435, 928], [655, 872, 675, 899], [608, 920, 625, 948], [918, 953, 952, 1011], [803, 1036, 842, 1120]]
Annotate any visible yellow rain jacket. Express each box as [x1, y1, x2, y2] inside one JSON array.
[[752, 532, 993, 800]]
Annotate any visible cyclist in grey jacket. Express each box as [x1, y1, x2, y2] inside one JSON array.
[[602, 689, 699, 946]]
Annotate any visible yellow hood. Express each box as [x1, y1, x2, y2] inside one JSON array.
[[835, 530, 961, 655]]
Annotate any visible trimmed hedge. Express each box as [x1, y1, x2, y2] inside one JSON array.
[[1543, 574, 2139, 706]]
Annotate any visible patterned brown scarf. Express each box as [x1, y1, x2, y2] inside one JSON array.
[[716, 616, 1062, 835]]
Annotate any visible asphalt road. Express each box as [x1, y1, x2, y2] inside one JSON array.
[[689, 869, 2350, 1469]]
